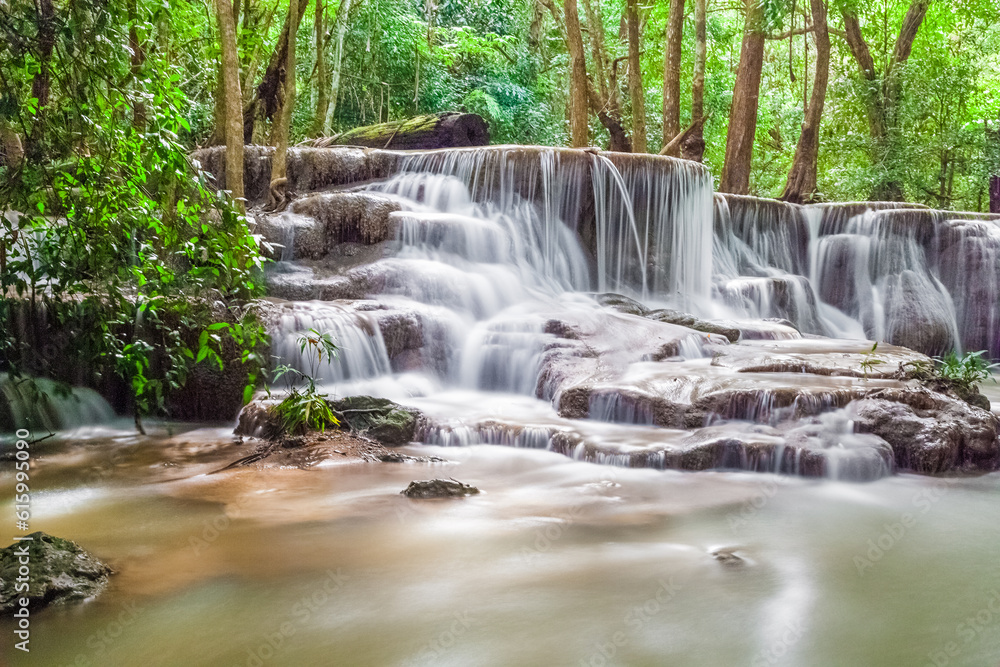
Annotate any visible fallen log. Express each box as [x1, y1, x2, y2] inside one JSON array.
[[304, 112, 490, 150]]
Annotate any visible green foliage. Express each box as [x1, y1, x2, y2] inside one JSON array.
[[937, 350, 998, 392], [267, 329, 340, 434], [859, 342, 885, 380], [0, 0, 268, 421], [274, 387, 339, 433]]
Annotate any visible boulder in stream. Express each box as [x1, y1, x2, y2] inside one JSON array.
[[0, 533, 113, 612], [330, 396, 422, 446], [402, 479, 481, 499]]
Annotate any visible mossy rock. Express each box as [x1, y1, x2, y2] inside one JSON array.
[[0, 532, 113, 612], [330, 396, 421, 446]]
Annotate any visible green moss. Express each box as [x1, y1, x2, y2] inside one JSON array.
[[330, 395, 420, 446]]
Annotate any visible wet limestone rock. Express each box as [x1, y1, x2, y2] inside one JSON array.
[[402, 479, 481, 499], [234, 400, 285, 439], [0, 533, 113, 612], [646, 308, 742, 344], [849, 390, 1000, 474], [882, 270, 957, 357], [292, 192, 402, 248], [593, 293, 649, 316], [330, 396, 421, 446]]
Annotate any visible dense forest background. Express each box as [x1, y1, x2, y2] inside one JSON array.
[[2, 0, 1000, 422], [3, 0, 1000, 207]]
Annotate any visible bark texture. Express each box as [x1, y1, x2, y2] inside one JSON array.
[[680, 0, 706, 162], [243, 3, 306, 143], [268, 0, 299, 209], [719, 0, 765, 194], [661, 0, 685, 149], [216, 0, 245, 208], [564, 0, 591, 147], [310, 0, 329, 137], [780, 0, 829, 203], [626, 0, 646, 152]]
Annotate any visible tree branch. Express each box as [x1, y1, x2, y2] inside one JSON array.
[[660, 112, 711, 157]]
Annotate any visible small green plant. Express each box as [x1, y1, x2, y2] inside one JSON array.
[[267, 329, 341, 434], [937, 350, 998, 392], [860, 342, 885, 379], [274, 388, 339, 434], [899, 358, 936, 380]]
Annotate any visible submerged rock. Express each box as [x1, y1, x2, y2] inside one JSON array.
[[711, 548, 748, 567], [402, 479, 481, 499], [330, 396, 421, 446], [0, 533, 113, 612]]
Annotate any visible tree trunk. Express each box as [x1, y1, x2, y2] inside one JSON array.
[[587, 81, 632, 152], [242, 0, 279, 105], [990, 176, 1000, 214], [243, 3, 305, 143], [661, 0, 684, 150], [841, 1, 929, 201], [306, 112, 490, 149], [780, 0, 829, 203], [268, 0, 299, 209], [310, 0, 329, 137], [680, 0, 706, 162], [216, 0, 245, 210], [127, 0, 147, 129], [579, 0, 630, 151], [26, 0, 55, 158], [324, 0, 353, 131], [625, 0, 646, 152], [564, 0, 590, 147], [30, 0, 55, 108], [581, 0, 610, 104], [719, 0, 765, 194]]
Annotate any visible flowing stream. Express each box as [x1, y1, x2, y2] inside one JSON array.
[[4, 426, 1000, 666]]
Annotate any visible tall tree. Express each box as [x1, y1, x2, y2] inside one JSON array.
[[310, 0, 329, 137], [25, 0, 55, 158], [680, 0, 706, 162], [323, 0, 354, 131], [841, 1, 930, 201], [563, 0, 590, 147], [243, 4, 306, 143], [216, 0, 245, 209], [625, 0, 645, 152], [780, 0, 829, 203], [719, 0, 765, 194], [268, 0, 299, 208], [579, 0, 630, 151], [661, 0, 685, 151]]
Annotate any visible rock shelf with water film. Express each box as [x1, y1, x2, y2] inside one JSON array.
[[212, 144, 1000, 481]]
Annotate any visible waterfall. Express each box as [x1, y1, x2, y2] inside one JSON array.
[[254, 144, 1000, 480], [713, 194, 998, 355], [0, 374, 116, 433]]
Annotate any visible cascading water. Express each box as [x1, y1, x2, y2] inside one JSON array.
[[257, 145, 1000, 481], [0, 374, 116, 433], [714, 196, 1000, 355]]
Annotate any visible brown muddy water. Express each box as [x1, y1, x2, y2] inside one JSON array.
[[3, 423, 1000, 667]]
